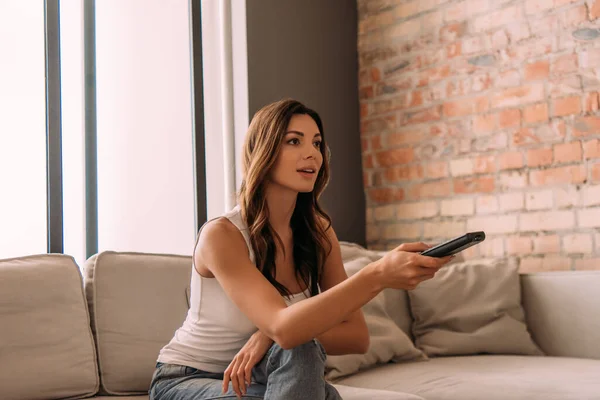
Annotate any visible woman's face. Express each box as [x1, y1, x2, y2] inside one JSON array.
[[269, 114, 323, 193]]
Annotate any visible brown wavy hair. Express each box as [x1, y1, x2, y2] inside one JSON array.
[[238, 99, 332, 298]]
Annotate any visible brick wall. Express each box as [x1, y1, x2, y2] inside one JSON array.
[[359, 0, 600, 271]]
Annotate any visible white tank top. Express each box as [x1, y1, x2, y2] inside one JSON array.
[[157, 206, 310, 373]]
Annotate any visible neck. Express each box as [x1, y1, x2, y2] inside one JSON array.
[[264, 183, 297, 235]]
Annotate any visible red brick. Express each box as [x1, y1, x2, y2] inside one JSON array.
[[552, 96, 582, 117], [441, 198, 475, 216], [520, 210, 575, 231], [360, 104, 369, 118], [368, 187, 405, 204], [423, 220, 467, 238], [497, 69, 521, 88], [574, 258, 600, 271], [591, 0, 600, 20], [417, 65, 451, 87], [525, 0, 554, 14], [359, 86, 374, 100], [471, 74, 493, 92], [443, 100, 474, 117], [361, 115, 397, 134], [573, 116, 600, 137], [492, 84, 544, 109], [578, 208, 600, 228], [533, 235, 561, 253], [375, 148, 415, 167], [407, 90, 427, 108], [524, 60, 550, 81], [523, 103, 548, 124], [561, 4, 587, 27], [490, 29, 509, 49], [498, 109, 521, 128], [554, 141, 582, 164], [373, 205, 394, 221], [582, 185, 600, 206], [473, 114, 497, 133], [527, 147, 553, 167], [394, 1, 421, 19], [584, 92, 600, 113], [476, 195, 499, 214], [467, 215, 518, 234], [499, 151, 524, 170], [506, 235, 533, 255], [363, 154, 374, 169], [363, 172, 371, 187], [396, 201, 439, 219], [371, 135, 382, 150], [513, 121, 566, 146], [584, 139, 600, 159], [530, 165, 587, 186], [409, 180, 451, 199], [525, 190, 553, 210], [387, 130, 426, 147], [371, 67, 381, 82], [384, 165, 424, 183], [500, 192, 525, 211], [440, 22, 467, 43], [552, 53, 578, 76], [403, 106, 442, 125], [453, 176, 495, 194], [383, 222, 421, 240], [425, 161, 449, 179], [498, 170, 527, 190], [445, 0, 490, 22], [472, 5, 522, 32], [361, 138, 369, 152], [593, 162, 600, 182]]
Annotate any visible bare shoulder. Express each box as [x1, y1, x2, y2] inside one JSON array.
[[195, 218, 249, 274]]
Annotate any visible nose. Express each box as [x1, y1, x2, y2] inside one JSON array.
[[303, 145, 319, 160]]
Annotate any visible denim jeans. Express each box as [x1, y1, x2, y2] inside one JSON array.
[[149, 339, 343, 400]]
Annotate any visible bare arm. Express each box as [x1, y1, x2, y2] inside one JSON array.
[[315, 225, 370, 355], [198, 218, 450, 350]]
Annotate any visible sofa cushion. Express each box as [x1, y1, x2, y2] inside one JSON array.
[[83, 252, 191, 395], [325, 243, 425, 380], [92, 385, 426, 400], [0, 254, 99, 400], [408, 258, 543, 357], [521, 271, 600, 359], [336, 355, 600, 400]]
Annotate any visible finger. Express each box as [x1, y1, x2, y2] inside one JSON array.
[[237, 363, 247, 395], [222, 366, 231, 394], [416, 254, 452, 268], [230, 364, 242, 398], [397, 242, 431, 253], [245, 361, 253, 387]]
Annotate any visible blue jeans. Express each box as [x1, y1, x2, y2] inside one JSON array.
[[149, 339, 343, 400]]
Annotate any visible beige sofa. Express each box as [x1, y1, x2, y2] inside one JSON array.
[[1, 245, 600, 400]]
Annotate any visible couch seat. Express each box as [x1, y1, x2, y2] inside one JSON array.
[[336, 355, 600, 400], [91, 383, 425, 399]]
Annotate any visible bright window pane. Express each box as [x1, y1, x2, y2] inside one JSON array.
[[95, 0, 196, 255], [0, 1, 47, 258]]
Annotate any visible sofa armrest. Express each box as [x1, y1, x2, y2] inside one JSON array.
[[521, 271, 600, 360]]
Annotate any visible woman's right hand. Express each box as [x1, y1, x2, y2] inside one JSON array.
[[374, 242, 453, 291]]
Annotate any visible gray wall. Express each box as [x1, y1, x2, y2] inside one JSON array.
[[246, 0, 365, 246]]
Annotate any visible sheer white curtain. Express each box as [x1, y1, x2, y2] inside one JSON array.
[[201, 0, 249, 219]]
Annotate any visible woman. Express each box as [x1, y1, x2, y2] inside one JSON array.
[[149, 99, 451, 399]]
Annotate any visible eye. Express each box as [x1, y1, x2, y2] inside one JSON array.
[[287, 138, 300, 145], [313, 141, 322, 148]]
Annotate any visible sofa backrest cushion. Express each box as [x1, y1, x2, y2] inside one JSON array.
[[409, 258, 544, 357], [0, 254, 99, 400], [83, 251, 191, 395], [521, 270, 600, 359]]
